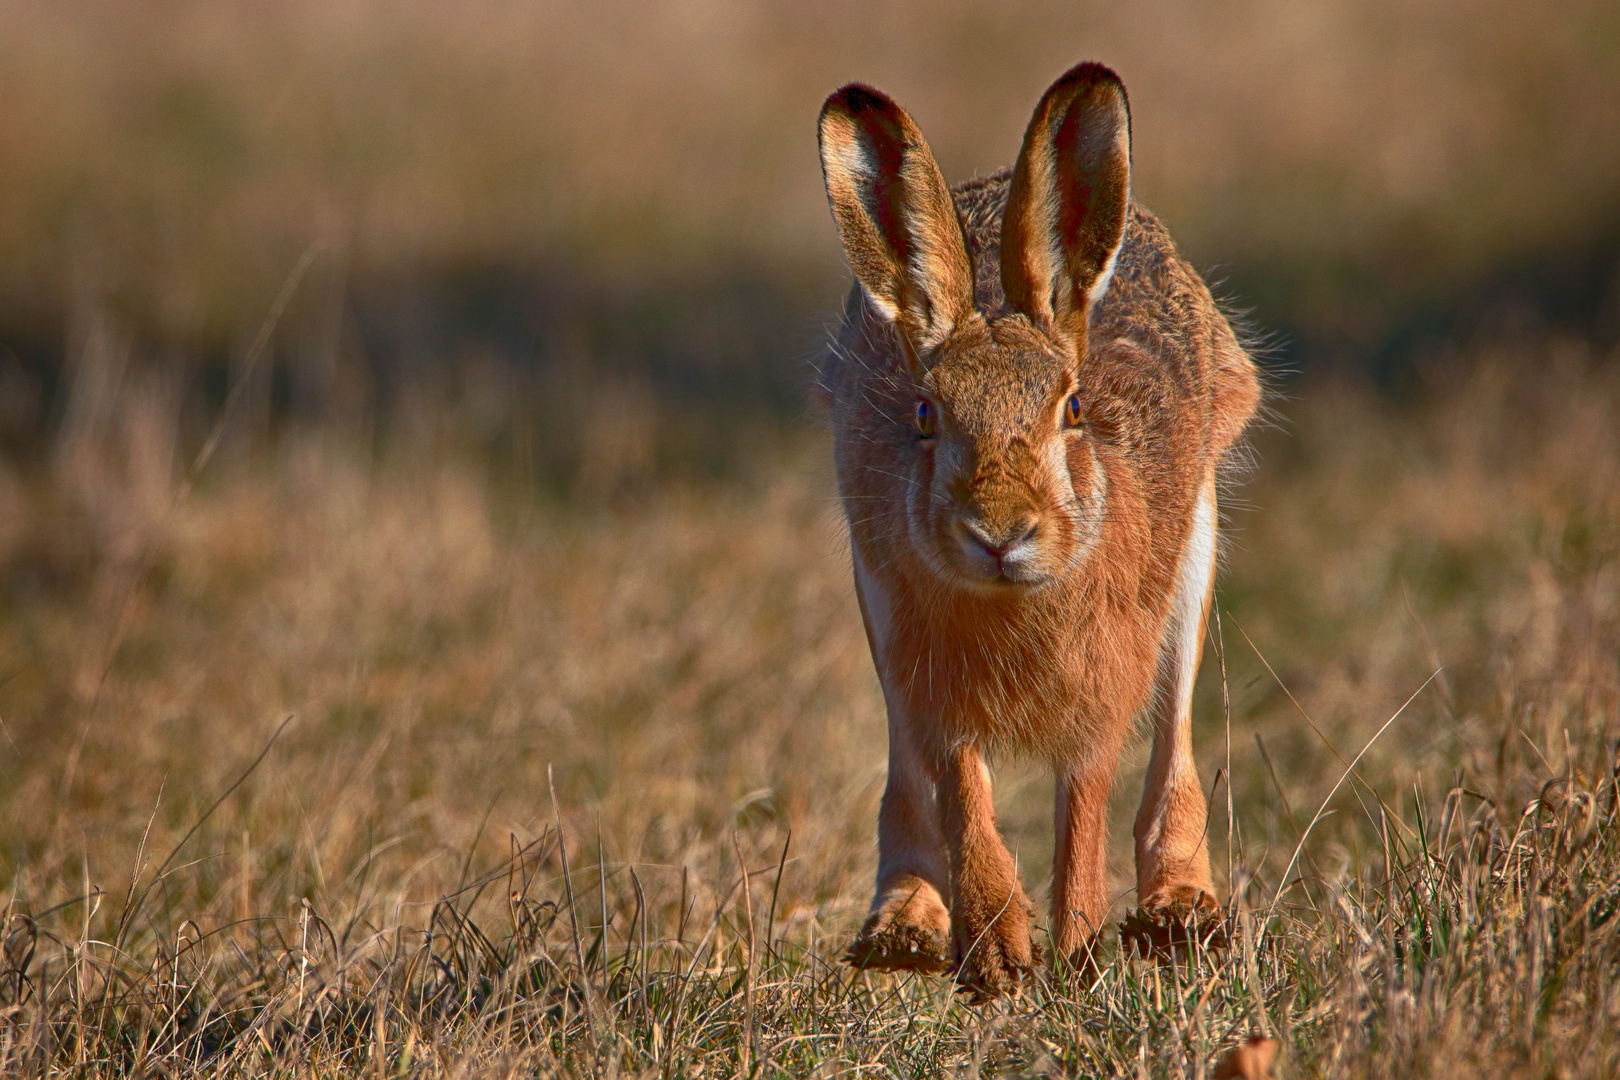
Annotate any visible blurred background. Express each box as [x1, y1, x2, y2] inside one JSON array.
[[0, 4, 1618, 1051], [2, 0, 1617, 486]]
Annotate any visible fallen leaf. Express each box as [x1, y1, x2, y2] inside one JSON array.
[[1213, 1036, 1278, 1079]]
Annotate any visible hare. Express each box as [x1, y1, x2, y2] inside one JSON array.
[[816, 62, 1260, 999]]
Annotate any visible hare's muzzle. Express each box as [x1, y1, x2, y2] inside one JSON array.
[[952, 514, 1045, 585]]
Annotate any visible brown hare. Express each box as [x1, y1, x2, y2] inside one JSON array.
[[816, 62, 1260, 999]]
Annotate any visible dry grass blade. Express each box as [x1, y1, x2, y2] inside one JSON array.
[[114, 715, 293, 952], [1268, 669, 1442, 912], [547, 762, 595, 1047]]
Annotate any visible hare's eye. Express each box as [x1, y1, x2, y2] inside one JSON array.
[[915, 399, 936, 438], [1063, 394, 1083, 429]]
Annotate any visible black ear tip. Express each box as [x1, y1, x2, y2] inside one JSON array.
[[1048, 61, 1129, 109], [1060, 61, 1124, 90], [822, 82, 897, 121]]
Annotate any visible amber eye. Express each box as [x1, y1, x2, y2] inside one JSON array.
[[1063, 394, 1084, 429], [915, 398, 936, 438]]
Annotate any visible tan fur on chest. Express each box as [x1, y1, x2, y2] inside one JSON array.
[[848, 421, 1179, 762]]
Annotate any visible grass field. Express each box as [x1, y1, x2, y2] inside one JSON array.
[[0, 329, 1617, 1076]]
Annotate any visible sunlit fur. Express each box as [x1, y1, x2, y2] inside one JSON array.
[[819, 63, 1260, 998]]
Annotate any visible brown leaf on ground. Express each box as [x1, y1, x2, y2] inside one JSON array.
[[1213, 1036, 1278, 1079]]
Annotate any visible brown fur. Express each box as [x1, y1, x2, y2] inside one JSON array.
[[818, 64, 1259, 996]]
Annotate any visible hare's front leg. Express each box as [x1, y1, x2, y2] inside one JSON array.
[[845, 707, 952, 973], [1133, 484, 1218, 914], [938, 743, 1034, 999]]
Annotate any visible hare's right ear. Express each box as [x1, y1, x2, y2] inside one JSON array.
[[819, 85, 975, 354], [1001, 63, 1131, 349]]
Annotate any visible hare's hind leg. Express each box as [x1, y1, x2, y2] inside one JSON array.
[[1132, 479, 1219, 915], [1051, 751, 1123, 968]]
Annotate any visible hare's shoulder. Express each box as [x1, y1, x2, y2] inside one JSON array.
[[1096, 205, 1221, 349]]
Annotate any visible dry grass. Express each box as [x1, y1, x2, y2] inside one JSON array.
[[0, 329, 1617, 1076]]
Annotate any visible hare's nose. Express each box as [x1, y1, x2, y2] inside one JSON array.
[[960, 516, 1040, 560]]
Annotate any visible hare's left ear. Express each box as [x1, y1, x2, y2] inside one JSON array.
[[1000, 63, 1131, 348]]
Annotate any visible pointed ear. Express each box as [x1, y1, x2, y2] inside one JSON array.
[[1000, 63, 1131, 346], [818, 84, 975, 353]]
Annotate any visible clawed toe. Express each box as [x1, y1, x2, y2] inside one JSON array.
[[952, 918, 1036, 1002], [845, 922, 951, 974], [953, 950, 1032, 1004], [1121, 889, 1229, 958]]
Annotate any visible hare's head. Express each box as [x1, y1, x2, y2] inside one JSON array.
[[819, 64, 1131, 590]]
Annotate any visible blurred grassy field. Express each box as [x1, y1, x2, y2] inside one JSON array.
[[2, 1, 1620, 1077]]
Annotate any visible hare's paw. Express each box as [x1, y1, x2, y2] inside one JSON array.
[[1121, 887, 1228, 958], [952, 895, 1035, 1003], [1138, 882, 1218, 916], [844, 877, 950, 974]]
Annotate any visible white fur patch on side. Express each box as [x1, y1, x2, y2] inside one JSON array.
[[1136, 483, 1217, 851], [1167, 486, 1218, 728]]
